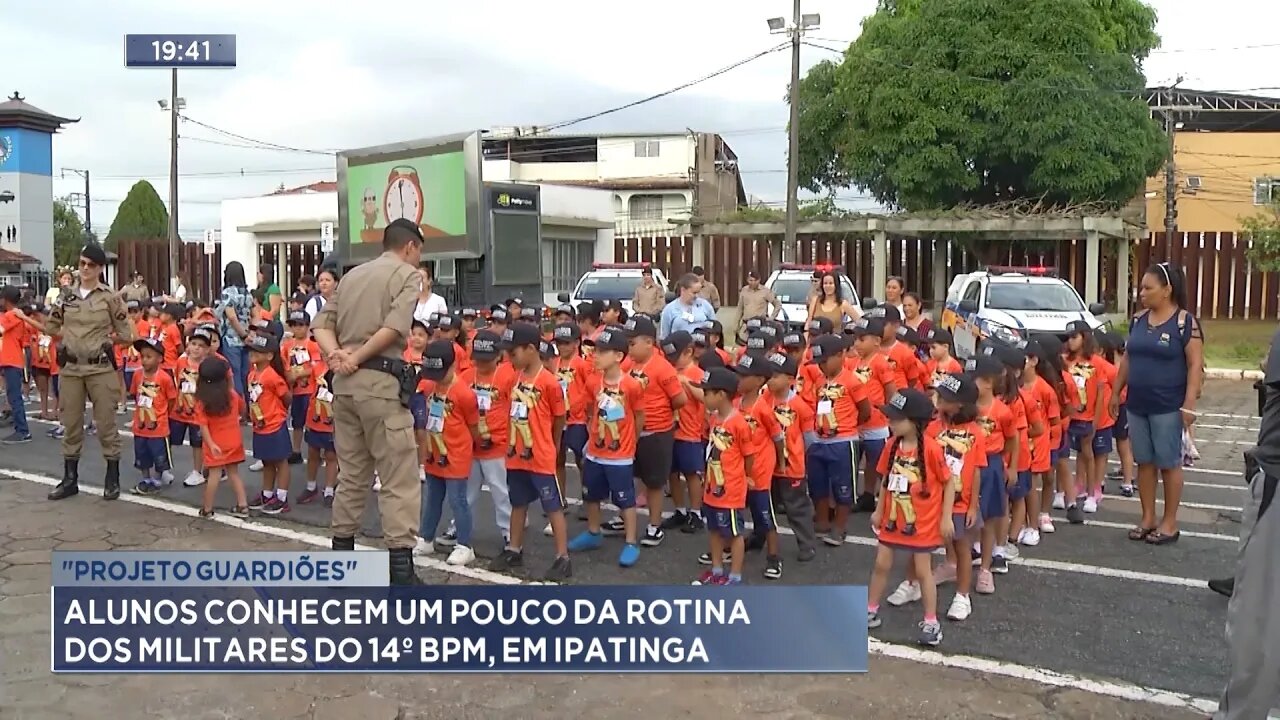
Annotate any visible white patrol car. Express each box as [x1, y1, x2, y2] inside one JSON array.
[[765, 263, 861, 331], [559, 262, 670, 314], [940, 266, 1109, 359]]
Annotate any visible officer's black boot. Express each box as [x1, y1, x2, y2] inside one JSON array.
[[331, 536, 355, 551], [388, 547, 423, 586], [103, 459, 121, 501], [48, 457, 80, 501]]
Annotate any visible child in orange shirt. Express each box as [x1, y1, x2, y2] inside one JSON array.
[[29, 306, 59, 421], [129, 339, 178, 495], [1064, 320, 1106, 513], [766, 351, 817, 566], [848, 317, 897, 511], [868, 388, 954, 646], [406, 320, 431, 480], [157, 303, 185, 375], [193, 357, 249, 517], [926, 373, 985, 622], [245, 334, 292, 514], [1023, 339, 1063, 541], [1090, 332, 1120, 508], [968, 354, 1020, 590], [982, 343, 1036, 560], [693, 366, 752, 585], [733, 351, 785, 577], [665, 331, 708, 534], [171, 328, 216, 488], [807, 333, 872, 544], [416, 340, 482, 567], [552, 322, 592, 512], [282, 311, 320, 466], [922, 328, 962, 392], [299, 364, 337, 507]]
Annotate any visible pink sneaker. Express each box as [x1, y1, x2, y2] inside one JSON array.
[[933, 563, 958, 585], [975, 569, 996, 595]]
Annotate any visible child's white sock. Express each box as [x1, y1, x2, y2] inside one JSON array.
[[275, 488, 287, 501]]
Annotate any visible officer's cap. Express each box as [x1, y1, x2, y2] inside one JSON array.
[[79, 244, 108, 267]]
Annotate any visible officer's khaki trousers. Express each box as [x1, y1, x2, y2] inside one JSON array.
[[330, 394, 421, 549], [60, 370, 122, 459]]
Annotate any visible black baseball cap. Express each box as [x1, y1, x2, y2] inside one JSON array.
[[125, 300, 140, 311], [250, 317, 273, 333], [460, 307, 478, 319], [133, 337, 164, 356], [1033, 332, 1063, 356], [896, 325, 920, 345], [881, 388, 936, 422], [878, 305, 903, 324], [1065, 319, 1093, 337], [662, 330, 693, 359], [506, 297, 525, 308], [420, 340, 457, 381], [501, 323, 542, 349], [602, 299, 627, 316], [488, 307, 510, 324], [161, 303, 185, 319], [554, 303, 575, 318], [411, 319, 429, 334], [744, 316, 764, 332], [287, 311, 310, 325], [436, 314, 461, 331], [765, 351, 799, 378], [756, 324, 780, 342], [964, 354, 1005, 378], [847, 317, 885, 338], [691, 329, 710, 346], [781, 332, 805, 349], [198, 357, 229, 383], [743, 330, 770, 353], [698, 351, 725, 371], [807, 317, 834, 335], [594, 325, 630, 353], [746, 270, 760, 280], [695, 367, 739, 393], [982, 341, 1026, 368], [702, 319, 724, 336], [470, 330, 501, 360], [538, 339, 557, 360], [553, 322, 581, 343], [924, 328, 953, 345], [246, 333, 280, 354], [624, 315, 658, 339], [808, 334, 847, 364], [189, 327, 215, 345], [576, 302, 599, 322], [519, 306, 541, 321], [934, 372, 978, 405]]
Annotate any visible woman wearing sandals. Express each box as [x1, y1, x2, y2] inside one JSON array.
[[1110, 262, 1203, 546]]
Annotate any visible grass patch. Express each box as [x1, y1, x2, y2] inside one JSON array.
[[1111, 318, 1270, 370]]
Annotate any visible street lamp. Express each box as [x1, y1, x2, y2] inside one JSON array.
[[158, 87, 186, 295], [766, 17, 786, 32], [770, 3, 820, 264]]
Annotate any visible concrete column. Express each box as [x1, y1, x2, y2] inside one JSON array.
[[872, 229, 888, 302], [931, 238, 948, 306], [1084, 230, 1100, 306], [1115, 234, 1130, 315]]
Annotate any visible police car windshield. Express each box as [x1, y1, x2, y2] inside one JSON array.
[[986, 283, 1084, 312], [575, 275, 642, 301], [771, 277, 854, 303]]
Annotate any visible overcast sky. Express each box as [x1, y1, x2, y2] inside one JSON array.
[[4, 0, 1278, 238]]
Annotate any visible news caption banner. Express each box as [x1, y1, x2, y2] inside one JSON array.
[[52, 552, 869, 673]]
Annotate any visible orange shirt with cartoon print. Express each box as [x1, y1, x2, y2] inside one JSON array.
[[306, 364, 336, 434], [1014, 390, 1039, 472], [159, 322, 183, 371], [875, 436, 951, 549], [926, 418, 987, 517], [705, 410, 751, 510], [851, 353, 894, 431], [130, 369, 178, 438], [976, 397, 1017, 460], [673, 363, 708, 442], [419, 377, 481, 480], [924, 357, 963, 389], [884, 340, 924, 390], [812, 368, 868, 440], [282, 337, 320, 395], [1093, 355, 1117, 431], [554, 353, 593, 427], [196, 393, 246, 467], [171, 355, 203, 423], [247, 365, 289, 434], [736, 391, 782, 491], [773, 393, 815, 481], [503, 366, 566, 476], [622, 354, 683, 433], [1030, 376, 1060, 473], [583, 372, 645, 462], [462, 362, 517, 461], [31, 332, 59, 375], [1065, 355, 1103, 423]]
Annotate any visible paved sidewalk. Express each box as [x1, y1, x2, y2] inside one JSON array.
[[0, 479, 1205, 720]]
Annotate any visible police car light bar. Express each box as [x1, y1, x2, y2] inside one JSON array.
[[987, 265, 1057, 277], [779, 263, 844, 272], [592, 262, 650, 269]]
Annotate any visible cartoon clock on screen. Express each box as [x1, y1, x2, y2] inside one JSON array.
[[384, 166, 424, 227]]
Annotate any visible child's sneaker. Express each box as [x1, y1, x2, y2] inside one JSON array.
[[413, 537, 434, 556], [821, 530, 846, 547], [763, 555, 783, 580], [435, 532, 458, 548], [567, 531, 603, 553], [886, 580, 922, 607], [131, 480, 161, 496], [1083, 496, 1098, 514], [447, 545, 476, 566], [228, 505, 250, 519], [544, 556, 572, 581], [1002, 543, 1021, 561], [618, 543, 640, 567], [867, 610, 882, 629], [990, 555, 1009, 574], [641, 526, 665, 547], [542, 522, 554, 537], [261, 497, 289, 515], [248, 493, 269, 509], [1039, 513, 1056, 533], [932, 563, 957, 585], [917, 619, 943, 646], [182, 470, 206, 487], [602, 517, 626, 535], [692, 571, 718, 586], [489, 549, 523, 571], [698, 549, 732, 566], [975, 569, 996, 594], [249, 459, 264, 472], [1052, 492, 1066, 510], [947, 594, 972, 621], [322, 494, 334, 508], [1020, 528, 1041, 546], [1120, 484, 1135, 498]]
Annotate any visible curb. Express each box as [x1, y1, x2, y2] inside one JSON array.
[[1205, 368, 1264, 381]]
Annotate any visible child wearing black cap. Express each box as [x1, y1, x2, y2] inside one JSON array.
[[282, 312, 320, 466], [694, 367, 751, 585], [925, 373, 984, 621], [868, 388, 954, 646], [456, 329, 516, 548], [172, 327, 216, 488], [157, 303, 185, 377], [193, 357, 249, 518], [923, 329, 962, 391], [665, 331, 708, 534], [551, 322, 591, 514], [300, 361, 338, 507], [1063, 321, 1104, 514], [849, 317, 898, 512], [765, 351, 817, 564], [807, 333, 872, 544], [968, 354, 1019, 589], [129, 338, 178, 495], [246, 334, 293, 514], [733, 352, 785, 577], [406, 319, 432, 481]]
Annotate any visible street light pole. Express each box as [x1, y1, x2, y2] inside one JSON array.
[[168, 68, 180, 295], [60, 168, 91, 235], [769, 4, 819, 264]]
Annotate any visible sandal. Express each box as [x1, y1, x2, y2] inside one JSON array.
[[1146, 530, 1181, 545], [1128, 526, 1155, 541], [198, 508, 215, 518]]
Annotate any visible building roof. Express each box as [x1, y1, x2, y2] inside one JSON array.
[[267, 180, 337, 195], [1146, 87, 1280, 132], [0, 248, 41, 265], [485, 128, 691, 140], [541, 177, 693, 191], [0, 92, 79, 133]]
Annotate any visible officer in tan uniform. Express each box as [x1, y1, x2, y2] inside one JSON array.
[[692, 265, 721, 310], [737, 270, 781, 335], [312, 219, 425, 586], [631, 266, 666, 316], [46, 244, 136, 501]]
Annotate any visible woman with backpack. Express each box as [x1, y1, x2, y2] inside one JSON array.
[[1109, 262, 1204, 546]]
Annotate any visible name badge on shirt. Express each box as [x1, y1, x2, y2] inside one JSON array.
[[39, 337, 51, 349], [1073, 375, 1086, 389], [317, 388, 334, 403], [426, 398, 446, 433], [510, 401, 529, 420], [137, 395, 153, 409], [476, 389, 492, 412], [292, 348, 310, 365], [682, 311, 695, 323], [817, 399, 833, 416], [181, 381, 196, 394], [599, 395, 624, 423], [944, 454, 964, 478], [887, 472, 910, 493]]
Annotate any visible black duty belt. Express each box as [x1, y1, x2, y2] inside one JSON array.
[[358, 357, 409, 376]]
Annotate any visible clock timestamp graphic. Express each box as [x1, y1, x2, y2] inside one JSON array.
[[124, 34, 237, 68]]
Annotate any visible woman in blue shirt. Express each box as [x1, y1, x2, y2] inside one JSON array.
[[659, 273, 717, 339], [215, 261, 253, 403], [1110, 262, 1204, 545]]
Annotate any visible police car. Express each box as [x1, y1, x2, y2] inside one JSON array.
[[940, 266, 1109, 359], [765, 263, 861, 331], [559, 262, 670, 314]]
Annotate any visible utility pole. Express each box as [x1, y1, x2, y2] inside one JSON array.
[[1150, 103, 1200, 245], [768, 4, 820, 264], [60, 168, 91, 235], [168, 68, 180, 294]]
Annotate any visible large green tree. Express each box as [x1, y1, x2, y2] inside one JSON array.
[[796, 0, 1167, 211], [104, 180, 168, 250], [52, 199, 88, 269]]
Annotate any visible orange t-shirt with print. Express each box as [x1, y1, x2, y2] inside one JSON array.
[[196, 393, 247, 467], [419, 377, 481, 480], [306, 364, 336, 434], [247, 365, 289, 434], [851, 353, 894, 431], [976, 397, 1017, 460], [736, 391, 782, 491], [1014, 390, 1040, 472], [1094, 355, 1117, 431], [282, 337, 320, 395], [924, 357, 963, 389], [926, 419, 987, 516], [553, 353, 593, 427], [31, 332, 59, 374], [875, 436, 951, 549], [171, 355, 202, 423], [1066, 355, 1103, 423], [774, 393, 815, 481], [0, 310, 28, 369], [705, 410, 752, 510], [1031, 376, 1060, 473], [130, 369, 177, 438], [812, 368, 868, 440], [884, 340, 924, 391], [463, 362, 516, 461], [622, 353, 684, 433], [673, 363, 708, 442], [584, 372, 645, 462], [159, 322, 183, 371], [503, 366, 566, 476]]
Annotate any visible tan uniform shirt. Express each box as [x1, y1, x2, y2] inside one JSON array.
[[312, 252, 419, 400], [44, 283, 135, 376], [698, 280, 721, 310], [738, 285, 780, 320], [121, 283, 150, 304], [632, 282, 666, 316]]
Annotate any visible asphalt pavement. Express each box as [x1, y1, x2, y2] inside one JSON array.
[[0, 378, 1259, 709]]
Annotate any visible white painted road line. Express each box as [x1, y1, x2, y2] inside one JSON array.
[[1103, 495, 1241, 513], [1050, 516, 1240, 543]]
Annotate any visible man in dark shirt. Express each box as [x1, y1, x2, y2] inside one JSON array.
[[1212, 330, 1280, 719]]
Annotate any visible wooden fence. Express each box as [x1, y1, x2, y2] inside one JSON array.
[[1137, 232, 1280, 320], [115, 239, 224, 302]]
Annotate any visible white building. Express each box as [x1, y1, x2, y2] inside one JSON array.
[[218, 180, 613, 306], [482, 130, 746, 236]]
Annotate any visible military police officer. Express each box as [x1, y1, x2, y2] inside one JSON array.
[[312, 219, 425, 586], [46, 243, 136, 501]]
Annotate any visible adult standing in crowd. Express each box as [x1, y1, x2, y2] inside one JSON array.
[[164, 271, 189, 304], [45, 243, 135, 501], [631, 266, 666, 317], [304, 268, 336, 322], [806, 270, 862, 328], [737, 270, 781, 334], [659, 273, 717, 339], [118, 271, 148, 305], [902, 291, 932, 337], [257, 263, 284, 319], [46, 268, 74, 307], [884, 275, 906, 314], [412, 264, 448, 325], [1110, 262, 1203, 546], [1210, 326, 1280, 720], [215, 261, 253, 402], [692, 266, 720, 311], [313, 218, 425, 586]]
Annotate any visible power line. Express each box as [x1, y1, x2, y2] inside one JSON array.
[[72, 166, 332, 181], [177, 113, 336, 155]]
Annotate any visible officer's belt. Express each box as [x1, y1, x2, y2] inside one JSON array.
[[63, 350, 112, 366], [358, 357, 409, 376]]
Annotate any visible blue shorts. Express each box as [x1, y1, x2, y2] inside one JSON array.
[[133, 435, 171, 473], [746, 489, 776, 532], [1092, 426, 1115, 455], [582, 459, 636, 509], [1068, 420, 1095, 453], [562, 424, 588, 459], [860, 437, 886, 473], [252, 425, 292, 463], [290, 394, 310, 430], [305, 428, 334, 452], [954, 511, 982, 535], [702, 506, 744, 539], [1113, 405, 1129, 441], [807, 439, 857, 506], [409, 393, 428, 431], [978, 454, 1008, 520], [671, 439, 707, 475], [123, 370, 136, 396], [1008, 469, 1032, 501], [507, 469, 564, 513], [169, 419, 203, 448], [1128, 410, 1183, 470]]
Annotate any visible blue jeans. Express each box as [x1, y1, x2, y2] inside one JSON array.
[[421, 476, 472, 547], [2, 366, 28, 436], [224, 344, 248, 399], [1128, 410, 1183, 470]]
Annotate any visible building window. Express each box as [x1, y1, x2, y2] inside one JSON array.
[[629, 194, 664, 221], [1255, 177, 1278, 205], [633, 140, 660, 158], [542, 237, 596, 295]]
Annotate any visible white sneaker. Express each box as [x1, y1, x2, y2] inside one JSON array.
[[159, 470, 175, 486], [1038, 513, 1055, 533], [447, 545, 476, 566], [1052, 492, 1066, 510], [946, 594, 972, 621], [886, 580, 922, 607], [182, 470, 206, 487], [1002, 543, 1020, 561], [542, 522, 553, 537], [413, 537, 434, 556], [1020, 528, 1041, 547], [1083, 496, 1098, 514], [249, 459, 264, 472]]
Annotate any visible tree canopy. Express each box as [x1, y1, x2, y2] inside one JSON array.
[[796, 0, 1167, 212], [52, 199, 89, 269], [104, 180, 168, 250]]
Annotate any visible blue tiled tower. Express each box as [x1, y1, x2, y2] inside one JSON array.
[[0, 91, 78, 274]]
